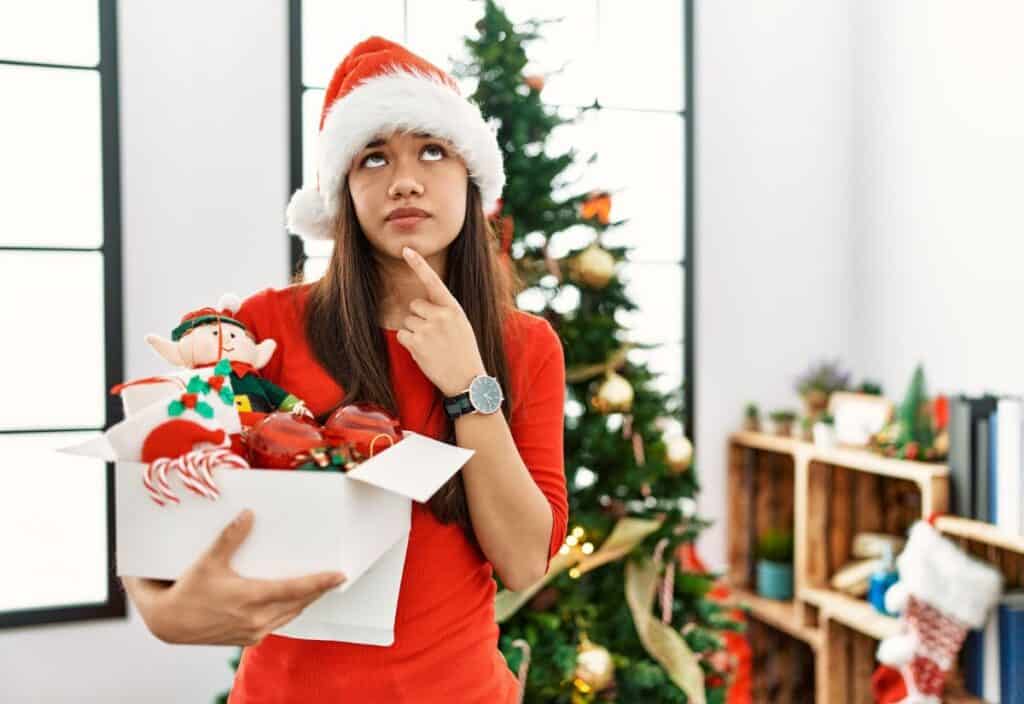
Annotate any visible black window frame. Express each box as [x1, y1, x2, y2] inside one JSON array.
[[0, 0, 126, 630]]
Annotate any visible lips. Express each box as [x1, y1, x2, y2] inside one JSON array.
[[386, 207, 430, 221]]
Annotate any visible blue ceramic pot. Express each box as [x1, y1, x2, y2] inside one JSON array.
[[756, 560, 794, 600]]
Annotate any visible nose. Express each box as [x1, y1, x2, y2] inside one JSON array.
[[387, 157, 425, 199]]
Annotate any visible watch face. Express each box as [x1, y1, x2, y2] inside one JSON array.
[[469, 376, 503, 414]]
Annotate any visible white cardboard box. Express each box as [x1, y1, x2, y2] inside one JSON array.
[[62, 430, 474, 646]]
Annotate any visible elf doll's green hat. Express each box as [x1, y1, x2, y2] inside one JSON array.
[[171, 293, 248, 342]]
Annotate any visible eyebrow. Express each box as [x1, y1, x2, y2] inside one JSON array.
[[363, 131, 435, 150]]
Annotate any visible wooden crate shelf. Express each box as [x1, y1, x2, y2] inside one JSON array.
[[799, 587, 899, 642], [935, 515, 1024, 555], [727, 587, 822, 649], [727, 431, 951, 704]]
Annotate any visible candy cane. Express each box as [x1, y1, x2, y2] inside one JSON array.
[[153, 457, 182, 505], [142, 462, 167, 506]]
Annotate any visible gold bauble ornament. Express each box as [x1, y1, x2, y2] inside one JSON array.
[[590, 371, 634, 414], [568, 243, 616, 289], [664, 434, 693, 474], [573, 636, 615, 693]]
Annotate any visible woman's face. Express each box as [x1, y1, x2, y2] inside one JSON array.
[[347, 129, 468, 263]]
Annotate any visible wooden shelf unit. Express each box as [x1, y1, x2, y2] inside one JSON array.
[[727, 431, 949, 704]]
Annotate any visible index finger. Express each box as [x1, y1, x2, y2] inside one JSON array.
[[402, 247, 457, 306], [247, 571, 346, 605]]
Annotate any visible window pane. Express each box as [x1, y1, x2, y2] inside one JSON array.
[[0, 251, 106, 430], [594, 109, 684, 263], [406, 0, 483, 92], [301, 0, 404, 87], [617, 261, 683, 345], [599, 0, 684, 111], [501, 0, 599, 107], [302, 88, 326, 188], [546, 105, 601, 203], [0, 0, 99, 66], [0, 431, 108, 611], [627, 341, 683, 396], [0, 65, 103, 248]]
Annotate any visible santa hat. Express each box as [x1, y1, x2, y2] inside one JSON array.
[[285, 35, 505, 241], [171, 293, 246, 342]]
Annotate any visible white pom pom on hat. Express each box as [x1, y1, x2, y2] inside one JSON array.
[[286, 35, 505, 241]]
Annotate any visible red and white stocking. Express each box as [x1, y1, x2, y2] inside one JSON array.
[[872, 521, 1002, 704]]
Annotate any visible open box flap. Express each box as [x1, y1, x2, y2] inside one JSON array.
[[344, 431, 475, 503]]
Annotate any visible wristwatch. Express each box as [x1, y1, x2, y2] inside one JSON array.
[[443, 373, 504, 420]]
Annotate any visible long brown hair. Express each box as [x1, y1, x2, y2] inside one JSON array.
[[305, 172, 518, 543]]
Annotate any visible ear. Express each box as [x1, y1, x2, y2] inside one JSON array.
[[145, 334, 187, 367], [253, 339, 278, 370]]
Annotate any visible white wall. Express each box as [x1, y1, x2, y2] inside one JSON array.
[[694, 0, 855, 568], [848, 1, 1024, 398], [0, 1, 291, 701]]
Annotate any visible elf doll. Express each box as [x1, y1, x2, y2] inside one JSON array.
[[145, 293, 312, 429]]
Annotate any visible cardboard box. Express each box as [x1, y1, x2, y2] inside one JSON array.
[[62, 428, 474, 646]]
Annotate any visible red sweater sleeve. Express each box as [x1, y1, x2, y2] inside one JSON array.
[[509, 317, 568, 572]]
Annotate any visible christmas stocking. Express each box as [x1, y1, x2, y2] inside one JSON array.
[[872, 520, 1002, 704]]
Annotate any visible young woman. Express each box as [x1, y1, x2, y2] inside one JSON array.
[[122, 36, 568, 703]]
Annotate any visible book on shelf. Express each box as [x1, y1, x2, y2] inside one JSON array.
[[998, 591, 1024, 704]]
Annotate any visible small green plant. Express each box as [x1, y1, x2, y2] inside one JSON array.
[[819, 413, 835, 426], [757, 529, 794, 564], [745, 402, 760, 419], [858, 380, 883, 396], [769, 409, 797, 423]]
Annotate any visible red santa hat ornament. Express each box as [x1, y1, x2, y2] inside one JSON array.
[[285, 35, 505, 241]]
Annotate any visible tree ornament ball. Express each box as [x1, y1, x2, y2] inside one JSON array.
[[524, 74, 545, 92], [323, 402, 402, 460], [569, 243, 616, 289], [574, 637, 615, 693], [590, 371, 634, 414], [664, 434, 693, 474], [245, 412, 324, 469]]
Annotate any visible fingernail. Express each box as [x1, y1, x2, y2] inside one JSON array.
[[330, 573, 346, 586], [402, 246, 413, 258], [235, 509, 251, 525]]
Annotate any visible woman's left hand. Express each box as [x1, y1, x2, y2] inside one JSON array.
[[395, 246, 487, 397]]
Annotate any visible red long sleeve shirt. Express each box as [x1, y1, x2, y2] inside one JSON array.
[[227, 283, 568, 703]]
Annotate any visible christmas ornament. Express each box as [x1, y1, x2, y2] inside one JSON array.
[[323, 403, 403, 460], [573, 635, 615, 693], [244, 412, 325, 469], [872, 520, 1002, 704], [580, 190, 612, 225], [664, 434, 693, 474], [568, 243, 615, 289], [590, 370, 634, 414], [285, 35, 505, 240]]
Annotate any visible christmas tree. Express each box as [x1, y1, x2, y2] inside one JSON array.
[[456, 2, 741, 702]]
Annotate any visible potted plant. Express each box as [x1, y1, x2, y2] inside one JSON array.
[[743, 403, 761, 432], [756, 529, 794, 600], [795, 359, 851, 421], [768, 409, 797, 437], [813, 413, 837, 448]]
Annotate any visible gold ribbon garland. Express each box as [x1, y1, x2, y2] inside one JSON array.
[[496, 517, 705, 702], [625, 552, 706, 704]]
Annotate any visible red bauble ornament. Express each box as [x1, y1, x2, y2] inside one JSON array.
[[245, 412, 325, 469], [323, 403, 403, 460]]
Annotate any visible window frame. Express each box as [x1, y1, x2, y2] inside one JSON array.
[[287, 0, 695, 440], [0, 0, 126, 629]]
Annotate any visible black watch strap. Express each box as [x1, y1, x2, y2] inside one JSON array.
[[443, 391, 475, 420]]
